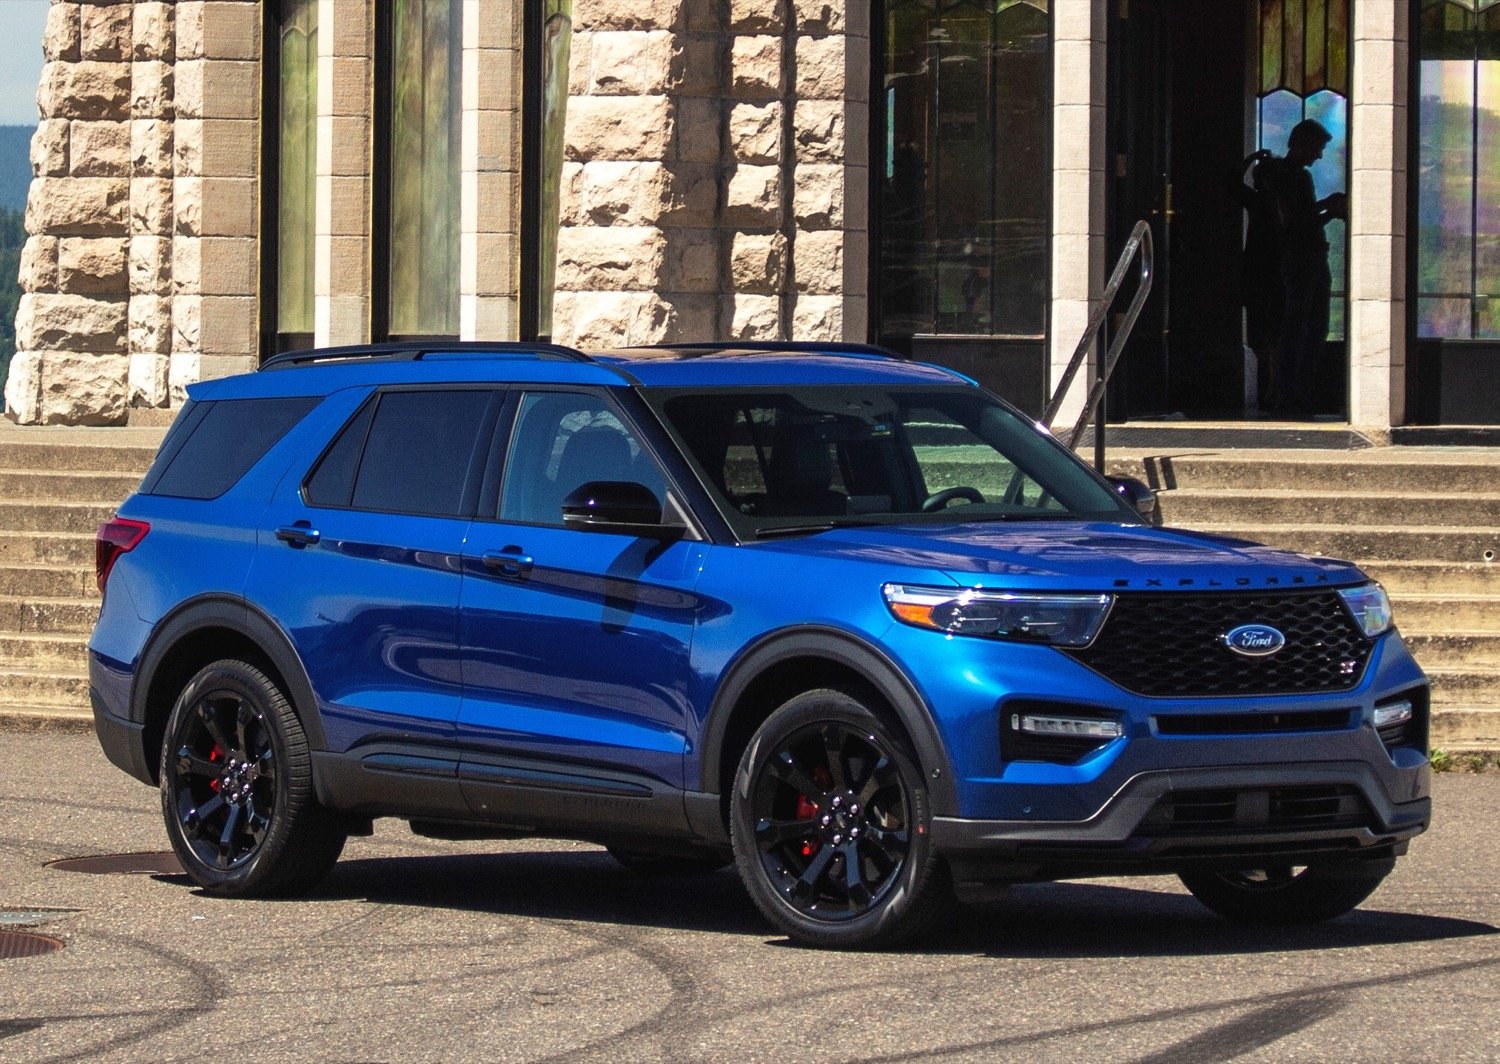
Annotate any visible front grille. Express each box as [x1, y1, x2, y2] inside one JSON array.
[[1066, 590, 1372, 697], [1154, 708, 1354, 735], [1138, 785, 1369, 836]]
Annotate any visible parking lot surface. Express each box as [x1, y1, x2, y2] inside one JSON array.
[[2, 731, 1497, 1063]]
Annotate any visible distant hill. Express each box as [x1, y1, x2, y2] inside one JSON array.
[[0, 126, 33, 212]]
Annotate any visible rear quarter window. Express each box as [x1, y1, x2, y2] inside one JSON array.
[[143, 397, 321, 500]]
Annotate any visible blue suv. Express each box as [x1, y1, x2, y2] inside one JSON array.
[[89, 342, 1430, 948]]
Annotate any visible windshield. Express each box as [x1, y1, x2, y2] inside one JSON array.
[[649, 386, 1138, 537]]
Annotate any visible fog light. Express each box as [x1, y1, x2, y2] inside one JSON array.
[[1374, 700, 1413, 729], [1012, 713, 1125, 740]]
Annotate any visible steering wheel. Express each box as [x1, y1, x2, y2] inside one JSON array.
[[921, 486, 985, 513]]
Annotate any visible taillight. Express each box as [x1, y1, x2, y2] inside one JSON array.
[[96, 519, 150, 594]]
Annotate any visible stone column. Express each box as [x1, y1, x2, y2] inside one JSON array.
[[315, 0, 373, 347], [129, 2, 174, 408], [460, 0, 522, 339], [7, 1, 132, 425], [1348, 0, 1408, 432], [1048, 0, 1107, 429]]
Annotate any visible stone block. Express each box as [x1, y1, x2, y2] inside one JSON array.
[[731, 36, 782, 99], [565, 96, 674, 161], [552, 290, 675, 348], [676, 97, 721, 164], [675, 36, 720, 97], [586, 31, 675, 96], [328, 0, 371, 58], [328, 56, 370, 117], [173, 118, 202, 175], [794, 229, 843, 293], [129, 296, 173, 356], [129, 236, 172, 296], [199, 295, 258, 355], [461, 295, 519, 342], [572, 161, 670, 226], [796, 35, 845, 100], [791, 163, 842, 228], [729, 102, 782, 164], [792, 294, 843, 340], [70, 121, 131, 176], [4, 350, 44, 424], [724, 164, 781, 226], [132, 3, 176, 62], [556, 226, 667, 291], [793, 100, 843, 163], [169, 350, 200, 403], [730, 231, 786, 293], [464, 234, 516, 297], [173, 176, 201, 237], [38, 61, 130, 121], [131, 177, 173, 235], [40, 352, 129, 425], [200, 1, 261, 60], [174, 1, 204, 59], [322, 115, 370, 177], [566, 32, 595, 96], [81, 4, 133, 62], [729, 0, 782, 33], [131, 60, 175, 119], [201, 177, 258, 238], [128, 351, 171, 405], [198, 61, 258, 120], [661, 164, 718, 227], [727, 293, 781, 338], [200, 118, 257, 179], [663, 230, 719, 293], [26, 176, 128, 236], [31, 120, 70, 177], [58, 237, 128, 295], [574, 0, 683, 32], [18, 237, 60, 293], [172, 294, 202, 351], [794, 1, 845, 34], [16, 293, 128, 354], [43, 3, 81, 64], [130, 119, 174, 176]]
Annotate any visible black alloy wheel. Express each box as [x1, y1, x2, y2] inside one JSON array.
[[731, 690, 950, 949], [160, 659, 346, 896]]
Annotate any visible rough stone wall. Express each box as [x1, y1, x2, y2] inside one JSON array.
[[8, 0, 258, 426], [551, 0, 866, 347]]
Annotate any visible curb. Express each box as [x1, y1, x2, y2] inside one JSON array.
[[0, 710, 93, 734]]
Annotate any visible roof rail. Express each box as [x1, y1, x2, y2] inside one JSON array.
[[259, 340, 593, 372], [640, 341, 907, 361]]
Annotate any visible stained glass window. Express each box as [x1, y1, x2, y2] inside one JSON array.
[[388, 0, 462, 338], [276, 0, 317, 343], [1416, 0, 1500, 340], [879, 0, 1051, 339]]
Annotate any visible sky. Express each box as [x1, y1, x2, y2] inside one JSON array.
[[0, 0, 49, 127]]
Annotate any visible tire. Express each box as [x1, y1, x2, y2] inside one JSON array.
[[159, 659, 347, 896], [1179, 858, 1393, 926], [606, 847, 731, 877], [729, 689, 952, 949]]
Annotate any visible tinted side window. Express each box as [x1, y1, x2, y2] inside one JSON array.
[[304, 398, 377, 508], [347, 390, 493, 517], [148, 397, 320, 500]]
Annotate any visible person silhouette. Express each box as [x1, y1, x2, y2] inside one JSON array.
[[1237, 147, 1280, 410], [1255, 119, 1346, 418]]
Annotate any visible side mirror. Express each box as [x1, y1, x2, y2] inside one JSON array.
[[1107, 475, 1158, 523], [561, 481, 683, 538]]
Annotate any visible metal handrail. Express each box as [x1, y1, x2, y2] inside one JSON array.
[[1041, 220, 1155, 454]]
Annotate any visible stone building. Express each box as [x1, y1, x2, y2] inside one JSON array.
[[7, 0, 1499, 433]]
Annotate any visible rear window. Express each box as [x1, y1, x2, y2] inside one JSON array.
[[144, 397, 321, 500]]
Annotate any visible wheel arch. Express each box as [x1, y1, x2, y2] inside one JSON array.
[[697, 626, 958, 818], [131, 595, 327, 783]]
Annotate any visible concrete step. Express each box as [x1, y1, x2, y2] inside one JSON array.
[[0, 666, 88, 708], [1187, 524, 1499, 565], [1108, 453, 1500, 495], [0, 597, 99, 634], [1391, 595, 1500, 632], [0, 564, 96, 599], [0, 631, 88, 670], [1159, 489, 1500, 529], [1359, 561, 1500, 596], [1403, 632, 1500, 669], [0, 468, 142, 503], [1427, 666, 1500, 706], [0, 501, 118, 534], [0, 532, 96, 567], [1430, 707, 1500, 749], [0, 441, 158, 474]]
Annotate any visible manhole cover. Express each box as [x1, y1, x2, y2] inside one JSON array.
[[0, 931, 64, 960], [46, 852, 183, 875]]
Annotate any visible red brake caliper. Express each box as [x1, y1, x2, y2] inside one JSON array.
[[797, 765, 832, 858], [208, 745, 223, 792]]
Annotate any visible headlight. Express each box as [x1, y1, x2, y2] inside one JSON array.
[[1337, 583, 1393, 637], [883, 585, 1113, 647]]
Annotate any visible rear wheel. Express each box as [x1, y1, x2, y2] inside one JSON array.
[[160, 659, 346, 896], [730, 690, 951, 949], [1179, 858, 1392, 925]]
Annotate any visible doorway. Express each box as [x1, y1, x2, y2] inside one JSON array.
[[1108, 0, 1351, 421]]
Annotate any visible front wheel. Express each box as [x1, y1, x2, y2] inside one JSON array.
[[730, 690, 951, 949], [160, 659, 346, 896], [1179, 858, 1393, 925]]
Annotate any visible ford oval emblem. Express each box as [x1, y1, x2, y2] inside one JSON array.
[[1222, 624, 1286, 657]]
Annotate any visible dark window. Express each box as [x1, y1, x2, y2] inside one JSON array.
[[262, 0, 318, 357], [303, 397, 378, 508], [345, 390, 493, 516], [147, 398, 321, 500]]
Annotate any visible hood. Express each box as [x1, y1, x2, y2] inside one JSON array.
[[752, 520, 1367, 592]]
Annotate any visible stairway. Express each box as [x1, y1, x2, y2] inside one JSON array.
[[1108, 448, 1500, 752], [0, 426, 161, 726]]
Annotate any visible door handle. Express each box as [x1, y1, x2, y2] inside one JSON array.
[[482, 548, 533, 578], [275, 523, 321, 547]]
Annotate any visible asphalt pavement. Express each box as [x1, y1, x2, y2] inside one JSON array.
[[2, 730, 1497, 1063]]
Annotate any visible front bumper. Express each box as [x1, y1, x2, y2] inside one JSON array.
[[932, 760, 1429, 882]]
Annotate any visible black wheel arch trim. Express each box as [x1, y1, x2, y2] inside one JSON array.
[[696, 625, 959, 817], [130, 594, 329, 753]]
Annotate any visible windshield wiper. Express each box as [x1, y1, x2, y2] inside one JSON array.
[[753, 518, 886, 539]]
